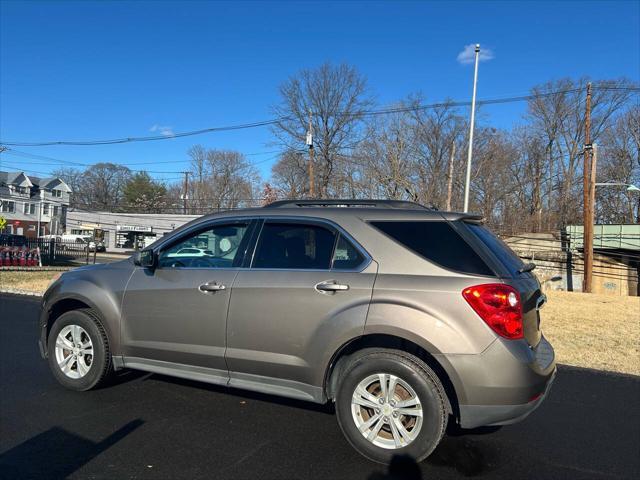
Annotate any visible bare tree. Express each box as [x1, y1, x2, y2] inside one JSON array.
[[271, 62, 374, 197], [178, 146, 260, 213], [526, 78, 636, 227], [596, 106, 640, 223], [354, 109, 419, 200], [271, 150, 309, 198], [410, 98, 467, 208], [51, 167, 83, 208], [58, 163, 131, 211]]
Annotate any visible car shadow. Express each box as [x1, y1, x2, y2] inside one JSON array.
[[368, 437, 493, 479], [0, 419, 144, 479]]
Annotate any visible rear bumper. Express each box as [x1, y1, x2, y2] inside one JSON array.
[[446, 335, 556, 429], [459, 366, 556, 428]]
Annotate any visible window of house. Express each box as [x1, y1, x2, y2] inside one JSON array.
[[253, 222, 337, 270], [42, 203, 50, 215], [52, 189, 62, 198], [53, 206, 60, 217], [1, 201, 15, 213]]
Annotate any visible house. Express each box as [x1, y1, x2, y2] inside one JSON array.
[[0, 171, 72, 238]]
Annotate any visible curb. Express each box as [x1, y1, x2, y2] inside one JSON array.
[[0, 267, 73, 272], [0, 288, 43, 297]]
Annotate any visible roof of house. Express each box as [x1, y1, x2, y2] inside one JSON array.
[[0, 171, 71, 192]]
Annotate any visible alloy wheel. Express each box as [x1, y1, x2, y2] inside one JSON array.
[[54, 324, 94, 379], [351, 373, 423, 449]]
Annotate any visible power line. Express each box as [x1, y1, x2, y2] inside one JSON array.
[[3, 85, 637, 147], [1, 147, 284, 168]]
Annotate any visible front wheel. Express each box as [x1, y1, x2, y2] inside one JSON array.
[[335, 349, 448, 464], [47, 309, 113, 391]]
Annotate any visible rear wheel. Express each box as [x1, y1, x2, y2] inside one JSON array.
[[47, 309, 113, 391], [335, 349, 448, 464]]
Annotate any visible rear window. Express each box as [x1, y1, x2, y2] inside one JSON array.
[[466, 224, 525, 276], [370, 221, 494, 276]]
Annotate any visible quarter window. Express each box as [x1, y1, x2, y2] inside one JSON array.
[[253, 222, 336, 270], [370, 221, 494, 276], [158, 223, 249, 269], [332, 235, 365, 270]]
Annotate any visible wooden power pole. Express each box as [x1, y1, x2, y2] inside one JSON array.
[[445, 142, 456, 211], [582, 83, 593, 293], [182, 171, 189, 215], [307, 109, 315, 198]]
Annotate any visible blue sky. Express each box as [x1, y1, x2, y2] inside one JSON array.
[[1, 0, 638, 183]]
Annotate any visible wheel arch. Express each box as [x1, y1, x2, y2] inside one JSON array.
[[41, 291, 118, 357], [324, 333, 463, 421], [45, 297, 94, 337]]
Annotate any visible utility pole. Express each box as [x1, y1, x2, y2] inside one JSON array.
[[445, 141, 456, 211], [306, 109, 315, 198], [463, 44, 481, 213], [37, 189, 44, 237], [182, 171, 189, 215], [582, 82, 593, 293]]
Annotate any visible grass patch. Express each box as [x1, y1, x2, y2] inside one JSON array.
[[541, 290, 640, 376], [0, 270, 61, 293]]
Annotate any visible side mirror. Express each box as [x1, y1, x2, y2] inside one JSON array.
[[134, 249, 156, 268]]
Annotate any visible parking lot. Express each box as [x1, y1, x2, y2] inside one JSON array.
[[1, 293, 638, 480]]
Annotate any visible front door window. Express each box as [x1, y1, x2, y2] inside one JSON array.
[[158, 223, 249, 269]]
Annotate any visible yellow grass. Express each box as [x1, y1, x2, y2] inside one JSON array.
[[1, 271, 638, 375], [541, 290, 640, 376], [0, 270, 61, 293]]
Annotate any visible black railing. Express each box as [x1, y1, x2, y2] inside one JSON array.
[[0, 239, 100, 267]]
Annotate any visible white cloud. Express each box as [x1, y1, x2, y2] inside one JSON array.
[[457, 44, 494, 65], [149, 124, 175, 137]]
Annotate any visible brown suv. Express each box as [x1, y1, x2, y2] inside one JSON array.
[[39, 200, 556, 463]]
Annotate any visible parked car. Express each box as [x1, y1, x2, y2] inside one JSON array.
[[38, 200, 556, 464], [60, 235, 99, 252]]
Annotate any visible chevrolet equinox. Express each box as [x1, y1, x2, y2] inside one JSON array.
[[39, 200, 556, 463]]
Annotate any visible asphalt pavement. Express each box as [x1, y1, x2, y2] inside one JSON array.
[[1, 293, 638, 480]]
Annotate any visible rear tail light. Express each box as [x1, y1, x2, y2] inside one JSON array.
[[462, 284, 523, 339]]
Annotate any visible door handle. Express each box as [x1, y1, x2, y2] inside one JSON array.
[[315, 281, 349, 292], [199, 282, 226, 293]]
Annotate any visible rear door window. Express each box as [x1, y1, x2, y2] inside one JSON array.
[[370, 221, 494, 276], [253, 222, 336, 270]]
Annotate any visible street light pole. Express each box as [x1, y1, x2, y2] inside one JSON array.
[[463, 44, 481, 213]]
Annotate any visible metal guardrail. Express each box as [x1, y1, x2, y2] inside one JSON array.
[[566, 224, 640, 250]]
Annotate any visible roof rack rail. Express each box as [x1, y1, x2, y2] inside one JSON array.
[[263, 199, 434, 210]]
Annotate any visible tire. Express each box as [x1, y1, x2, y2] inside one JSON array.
[[47, 308, 113, 391], [335, 349, 448, 464]]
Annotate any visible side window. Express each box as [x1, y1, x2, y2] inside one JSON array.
[[158, 223, 249, 269], [370, 221, 494, 276], [331, 234, 365, 270], [253, 222, 336, 270]]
